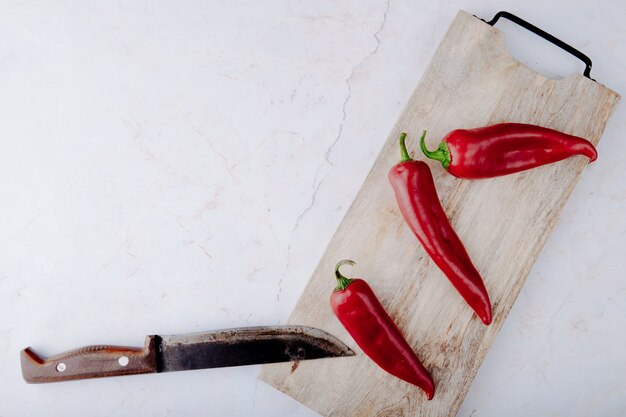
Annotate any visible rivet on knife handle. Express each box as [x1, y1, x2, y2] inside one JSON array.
[[21, 336, 157, 384]]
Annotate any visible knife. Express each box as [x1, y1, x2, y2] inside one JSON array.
[[21, 325, 354, 383]]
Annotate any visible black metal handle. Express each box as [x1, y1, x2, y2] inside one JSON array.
[[479, 11, 593, 80]]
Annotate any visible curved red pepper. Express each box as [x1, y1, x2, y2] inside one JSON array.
[[330, 260, 435, 400], [420, 122, 597, 179], [388, 133, 492, 325]]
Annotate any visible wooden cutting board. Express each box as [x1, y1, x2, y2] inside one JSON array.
[[259, 10, 619, 417]]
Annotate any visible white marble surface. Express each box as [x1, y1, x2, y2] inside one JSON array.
[[1, 1, 625, 416]]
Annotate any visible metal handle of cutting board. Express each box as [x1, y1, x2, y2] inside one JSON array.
[[478, 11, 594, 80]]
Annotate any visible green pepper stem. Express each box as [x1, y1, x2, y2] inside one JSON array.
[[419, 131, 451, 169], [334, 259, 355, 291], [399, 133, 412, 162]]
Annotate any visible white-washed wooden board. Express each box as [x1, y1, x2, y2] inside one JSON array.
[[259, 10, 619, 417]]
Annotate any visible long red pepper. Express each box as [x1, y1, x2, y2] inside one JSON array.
[[388, 133, 492, 325], [420, 122, 597, 179], [330, 260, 435, 400]]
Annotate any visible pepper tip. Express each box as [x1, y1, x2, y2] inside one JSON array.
[[588, 150, 598, 163], [480, 311, 493, 326], [423, 383, 435, 400]]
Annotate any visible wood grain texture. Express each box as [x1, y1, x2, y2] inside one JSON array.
[[21, 336, 157, 383], [259, 10, 619, 417]]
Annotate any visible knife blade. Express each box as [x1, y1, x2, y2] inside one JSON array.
[[20, 325, 354, 383]]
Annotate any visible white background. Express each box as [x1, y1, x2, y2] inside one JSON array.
[[1, 1, 625, 416]]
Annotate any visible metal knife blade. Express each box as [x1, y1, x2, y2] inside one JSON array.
[[156, 325, 353, 372], [20, 325, 354, 384]]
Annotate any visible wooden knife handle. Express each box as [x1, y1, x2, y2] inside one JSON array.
[[21, 336, 158, 383]]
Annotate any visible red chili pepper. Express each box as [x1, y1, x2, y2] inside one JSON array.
[[330, 260, 435, 400], [419, 122, 597, 179], [388, 133, 492, 325]]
